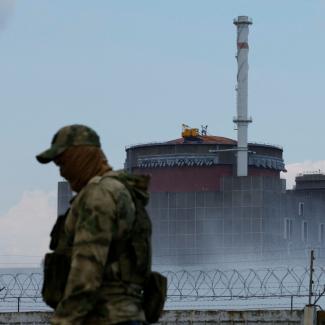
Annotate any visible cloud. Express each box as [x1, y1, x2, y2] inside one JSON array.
[[282, 160, 325, 189], [0, 190, 57, 267], [0, 0, 15, 30]]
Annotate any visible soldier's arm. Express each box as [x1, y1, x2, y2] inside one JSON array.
[[51, 183, 117, 325]]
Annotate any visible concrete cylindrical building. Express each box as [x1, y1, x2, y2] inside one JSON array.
[[125, 131, 286, 265], [126, 133, 285, 192]]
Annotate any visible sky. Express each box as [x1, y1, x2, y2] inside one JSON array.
[[0, 0, 324, 266]]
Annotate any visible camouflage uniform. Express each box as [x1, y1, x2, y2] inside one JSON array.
[[36, 125, 149, 325]]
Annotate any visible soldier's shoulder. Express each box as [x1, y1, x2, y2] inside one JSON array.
[[102, 171, 130, 193], [71, 174, 119, 209], [85, 171, 123, 190], [84, 171, 132, 203]]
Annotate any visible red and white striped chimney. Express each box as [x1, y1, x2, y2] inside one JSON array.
[[233, 16, 253, 177]]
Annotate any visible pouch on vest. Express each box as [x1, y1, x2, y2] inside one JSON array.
[[143, 271, 167, 324], [42, 211, 72, 309], [42, 251, 71, 309]]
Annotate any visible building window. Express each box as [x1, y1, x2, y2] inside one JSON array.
[[298, 202, 304, 216], [284, 218, 293, 240], [319, 224, 325, 243], [302, 221, 308, 242]]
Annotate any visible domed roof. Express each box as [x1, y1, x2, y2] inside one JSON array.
[[166, 135, 237, 145]]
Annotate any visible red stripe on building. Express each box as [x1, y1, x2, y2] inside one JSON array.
[[132, 166, 279, 192], [237, 42, 249, 49]]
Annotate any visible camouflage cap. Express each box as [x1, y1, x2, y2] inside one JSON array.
[[36, 124, 101, 164]]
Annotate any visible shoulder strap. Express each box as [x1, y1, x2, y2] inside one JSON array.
[[104, 173, 152, 284]]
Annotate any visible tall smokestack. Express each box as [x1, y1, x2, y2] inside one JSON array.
[[233, 16, 252, 177]]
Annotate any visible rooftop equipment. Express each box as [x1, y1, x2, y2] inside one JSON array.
[[181, 124, 200, 139]]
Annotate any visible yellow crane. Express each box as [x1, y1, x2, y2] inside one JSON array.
[[181, 124, 199, 138]]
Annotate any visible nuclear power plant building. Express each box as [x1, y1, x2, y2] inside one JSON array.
[[57, 16, 325, 266], [124, 130, 325, 265]]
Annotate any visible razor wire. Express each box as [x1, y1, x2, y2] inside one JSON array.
[[0, 267, 325, 308], [161, 267, 317, 301]]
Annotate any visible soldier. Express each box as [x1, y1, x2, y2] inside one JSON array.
[[36, 124, 152, 325]]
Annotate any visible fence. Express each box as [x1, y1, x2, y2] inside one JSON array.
[[1, 266, 325, 311]]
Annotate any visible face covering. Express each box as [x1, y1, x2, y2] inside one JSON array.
[[55, 146, 112, 192]]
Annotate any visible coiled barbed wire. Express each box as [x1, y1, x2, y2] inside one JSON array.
[[0, 273, 42, 300], [0, 266, 325, 302], [161, 267, 320, 301]]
